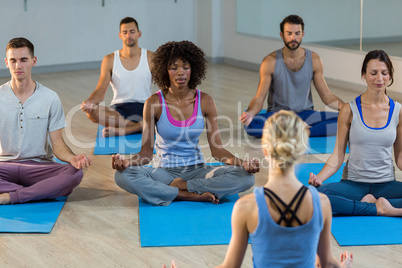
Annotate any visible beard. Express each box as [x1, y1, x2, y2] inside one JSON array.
[[284, 40, 301, 51], [125, 39, 136, 47]]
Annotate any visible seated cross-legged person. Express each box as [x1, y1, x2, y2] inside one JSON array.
[[240, 15, 344, 138], [81, 17, 153, 137], [218, 110, 353, 268], [0, 37, 90, 205], [112, 41, 259, 206]]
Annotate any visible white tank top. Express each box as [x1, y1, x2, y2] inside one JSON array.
[[110, 48, 152, 105]]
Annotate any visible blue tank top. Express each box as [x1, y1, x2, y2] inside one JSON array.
[[154, 90, 204, 168], [268, 48, 314, 112], [249, 186, 323, 268]]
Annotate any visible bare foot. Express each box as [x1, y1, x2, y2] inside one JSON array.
[[175, 190, 219, 204], [199, 192, 219, 204], [102, 126, 126, 137], [361, 194, 377, 203], [0, 193, 11, 205], [169, 178, 187, 190], [376, 197, 402, 216]]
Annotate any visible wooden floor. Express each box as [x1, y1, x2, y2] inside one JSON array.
[[1, 63, 402, 267]]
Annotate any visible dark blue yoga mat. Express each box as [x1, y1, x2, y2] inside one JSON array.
[[295, 162, 402, 246], [0, 197, 67, 233], [307, 136, 349, 154], [139, 194, 238, 247], [251, 110, 347, 154], [94, 125, 155, 155]]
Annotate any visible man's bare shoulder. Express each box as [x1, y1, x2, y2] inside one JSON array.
[[146, 49, 154, 57], [260, 51, 276, 73], [102, 52, 115, 66], [262, 51, 277, 63], [311, 51, 322, 63]]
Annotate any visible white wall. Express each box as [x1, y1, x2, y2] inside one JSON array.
[[2, 0, 401, 94], [0, 0, 196, 74], [196, 0, 223, 62]]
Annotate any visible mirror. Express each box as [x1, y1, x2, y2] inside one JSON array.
[[236, 0, 402, 57]]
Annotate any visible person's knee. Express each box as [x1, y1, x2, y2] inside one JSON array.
[[65, 165, 83, 187], [86, 111, 100, 123], [243, 174, 255, 191], [114, 169, 140, 192], [114, 170, 128, 188]]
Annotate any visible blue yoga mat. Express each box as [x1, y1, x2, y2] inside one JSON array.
[[139, 194, 238, 247], [295, 162, 402, 246], [94, 125, 155, 155], [295, 162, 346, 185], [139, 161, 234, 247], [0, 158, 69, 233], [0, 197, 67, 233]]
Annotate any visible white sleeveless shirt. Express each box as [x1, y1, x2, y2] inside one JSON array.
[[110, 48, 152, 105]]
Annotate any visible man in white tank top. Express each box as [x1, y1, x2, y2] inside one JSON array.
[[240, 15, 345, 138], [81, 17, 154, 137]]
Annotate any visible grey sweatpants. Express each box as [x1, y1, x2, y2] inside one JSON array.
[[115, 163, 255, 206]]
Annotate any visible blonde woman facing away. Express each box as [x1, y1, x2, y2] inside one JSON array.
[[217, 110, 352, 268]]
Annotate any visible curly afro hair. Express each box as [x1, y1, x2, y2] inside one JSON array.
[[152, 40, 207, 93]]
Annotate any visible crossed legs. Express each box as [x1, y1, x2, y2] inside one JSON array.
[[115, 164, 254, 206], [0, 161, 83, 204], [84, 104, 142, 137], [318, 180, 402, 216]]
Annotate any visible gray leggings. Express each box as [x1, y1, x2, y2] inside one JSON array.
[[115, 164, 255, 206]]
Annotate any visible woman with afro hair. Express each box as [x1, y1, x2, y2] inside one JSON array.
[[112, 41, 259, 206]]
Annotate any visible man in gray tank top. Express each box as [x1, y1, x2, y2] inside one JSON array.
[[240, 15, 345, 137], [81, 17, 154, 137]]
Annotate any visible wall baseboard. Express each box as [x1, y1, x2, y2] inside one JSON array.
[[0, 61, 102, 78], [224, 57, 259, 71]]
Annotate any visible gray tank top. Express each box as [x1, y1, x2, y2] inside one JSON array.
[[267, 48, 314, 112], [342, 96, 400, 183]]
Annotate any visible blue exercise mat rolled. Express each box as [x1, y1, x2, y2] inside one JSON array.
[[295, 162, 402, 246]]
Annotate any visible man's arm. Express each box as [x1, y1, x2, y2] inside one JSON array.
[[312, 52, 345, 111], [239, 53, 275, 126], [49, 129, 91, 169], [81, 53, 114, 112]]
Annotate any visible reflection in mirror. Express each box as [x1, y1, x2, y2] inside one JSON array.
[[236, 0, 402, 57]]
